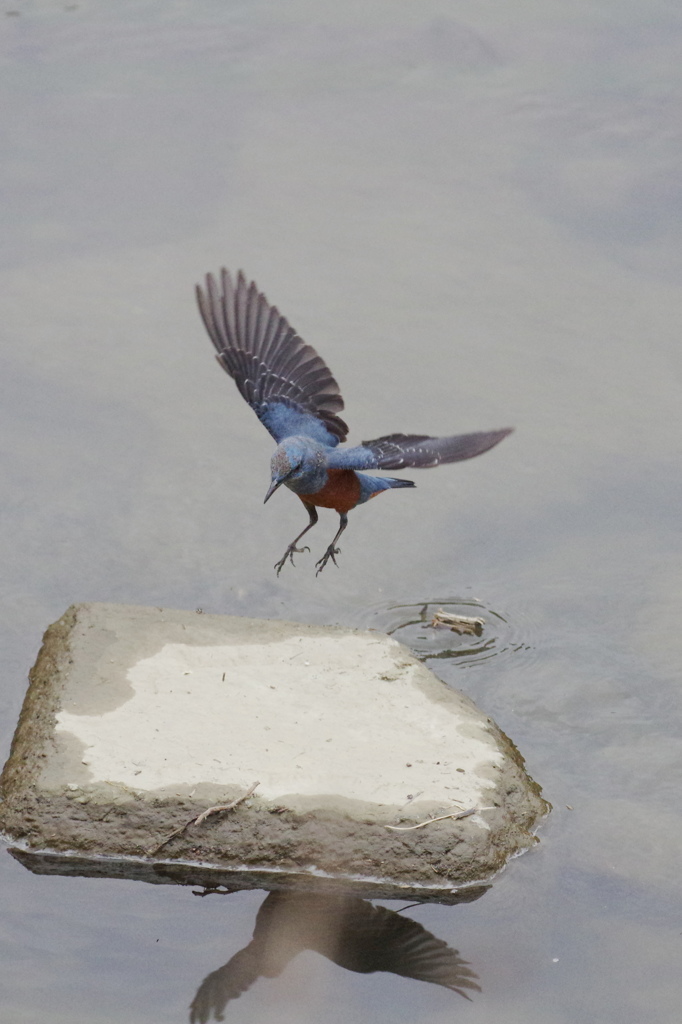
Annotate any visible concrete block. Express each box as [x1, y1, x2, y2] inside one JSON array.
[[0, 604, 548, 902]]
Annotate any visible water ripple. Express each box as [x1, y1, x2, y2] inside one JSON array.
[[358, 597, 535, 670]]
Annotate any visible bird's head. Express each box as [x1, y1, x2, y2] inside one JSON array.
[[264, 441, 306, 503]]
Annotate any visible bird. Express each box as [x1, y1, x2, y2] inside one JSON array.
[[196, 269, 512, 576], [189, 891, 481, 1021]]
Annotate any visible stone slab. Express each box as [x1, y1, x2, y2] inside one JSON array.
[[0, 604, 549, 901]]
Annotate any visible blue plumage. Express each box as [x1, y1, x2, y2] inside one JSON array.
[[197, 269, 512, 574], [260, 405, 340, 447], [355, 473, 416, 504]]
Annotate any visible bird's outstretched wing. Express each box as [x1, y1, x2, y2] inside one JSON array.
[[337, 900, 481, 999], [328, 428, 512, 470], [189, 946, 262, 1023], [196, 269, 348, 446]]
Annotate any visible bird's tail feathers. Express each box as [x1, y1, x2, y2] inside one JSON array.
[[356, 473, 415, 504], [384, 477, 416, 489]]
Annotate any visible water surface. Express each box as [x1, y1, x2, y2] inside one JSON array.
[[1, 2, 681, 1021]]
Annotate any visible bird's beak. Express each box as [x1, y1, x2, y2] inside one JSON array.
[[264, 479, 282, 504]]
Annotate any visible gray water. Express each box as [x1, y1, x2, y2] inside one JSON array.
[[1, 1, 681, 1021]]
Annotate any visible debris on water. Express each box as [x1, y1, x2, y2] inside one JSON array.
[[430, 608, 485, 636]]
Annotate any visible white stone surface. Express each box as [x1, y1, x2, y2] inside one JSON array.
[[56, 634, 500, 810]]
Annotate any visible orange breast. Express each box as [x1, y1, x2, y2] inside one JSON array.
[[299, 469, 362, 513]]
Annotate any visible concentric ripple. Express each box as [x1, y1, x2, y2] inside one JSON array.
[[358, 597, 534, 669]]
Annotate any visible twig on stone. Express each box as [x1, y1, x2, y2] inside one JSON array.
[[147, 781, 260, 856], [193, 781, 260, 824], [385, 807, 476, 831]]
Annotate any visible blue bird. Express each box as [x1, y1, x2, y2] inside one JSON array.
[[196, 269, 512, 576]]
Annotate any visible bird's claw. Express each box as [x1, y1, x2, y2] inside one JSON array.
[[274, 544, 310, 576], [315, 546, 341, 576]]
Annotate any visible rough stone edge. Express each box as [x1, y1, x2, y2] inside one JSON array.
[[0, 605, 78, 804]]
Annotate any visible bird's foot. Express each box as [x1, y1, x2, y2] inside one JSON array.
[[274, 545, 310, 576], [315, 546, 341, 576]]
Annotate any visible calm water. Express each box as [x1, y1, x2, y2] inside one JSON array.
[[2, 1, 682, 1021]]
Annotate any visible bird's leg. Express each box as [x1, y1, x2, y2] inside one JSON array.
[[274, 503, 318, 575], [315, 513, 348, 575]]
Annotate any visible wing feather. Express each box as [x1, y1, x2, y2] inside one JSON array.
[[360, 429, 513, 469], [197, 269, 348, 444], [328, 428, 512, 470]]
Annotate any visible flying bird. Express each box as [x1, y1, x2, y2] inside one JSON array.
[[196, 269, 512, 575]]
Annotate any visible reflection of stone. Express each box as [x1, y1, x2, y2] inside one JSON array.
[[190, 891, 483, 1022]]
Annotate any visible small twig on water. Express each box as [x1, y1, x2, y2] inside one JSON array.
[[430, 608, 485, 636], [147, 781, 260, 856], [385, 807, 476, 831]]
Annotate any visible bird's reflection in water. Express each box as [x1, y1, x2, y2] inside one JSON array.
[[190, 888, 485, 1022]]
